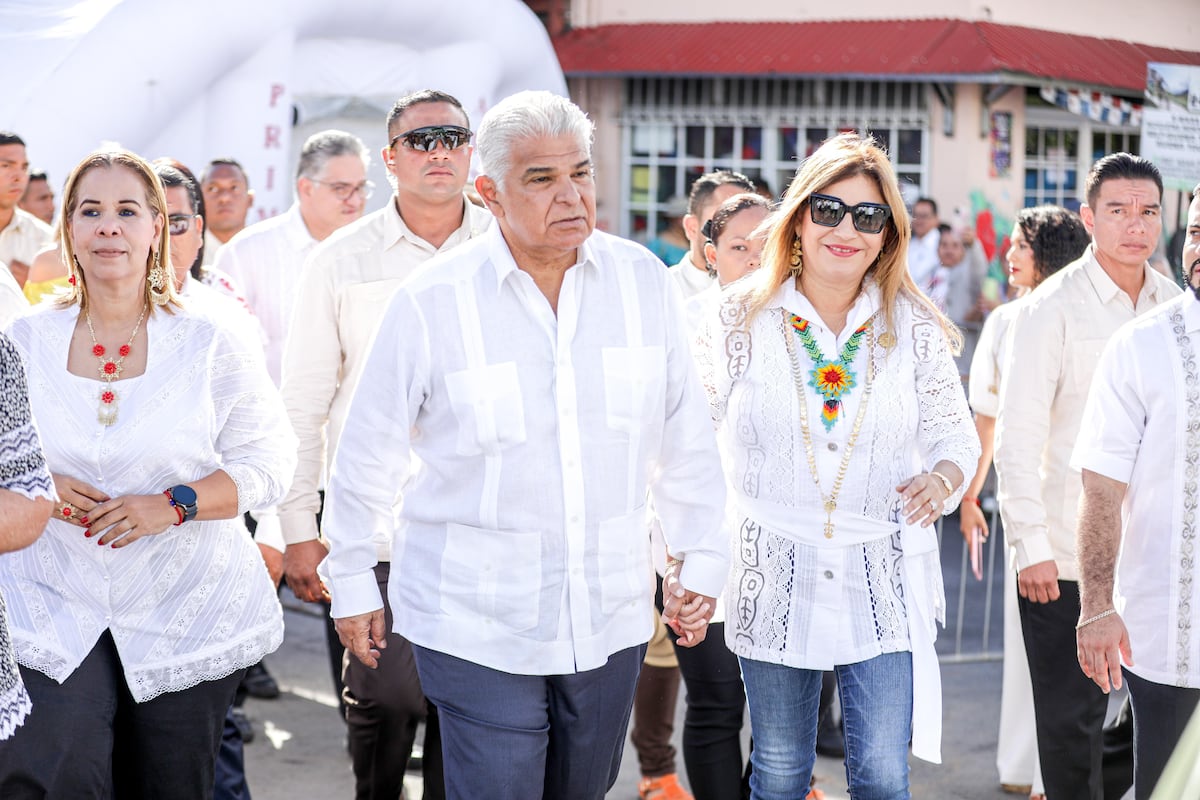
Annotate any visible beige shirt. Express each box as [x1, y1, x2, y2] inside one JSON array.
[[0, 208, 53, 271], [0, 265, 26, 328], [667, 254, 712, 300], [994, 248, 1181, 579], [278, 198, 492, 550]]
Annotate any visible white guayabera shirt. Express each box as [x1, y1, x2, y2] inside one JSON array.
[[1, 306, 296, 701], [321, 225, 730, 676], [1072, 291, 1200, 689]]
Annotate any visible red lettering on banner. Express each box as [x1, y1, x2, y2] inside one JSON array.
[[264, 125, 281, 148], [269, 83, 285, 107], [266, 165, 275, 190]]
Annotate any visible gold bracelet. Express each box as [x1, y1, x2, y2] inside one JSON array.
[[1076, 609, 1117, 630], [929, 470, 955, 498]]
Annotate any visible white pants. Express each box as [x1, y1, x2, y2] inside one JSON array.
[[997, 561, 1044, 794]]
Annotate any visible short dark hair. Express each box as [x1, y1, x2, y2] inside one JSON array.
[[686, 170, 755, 217], [1084, 153, 1162, 208], [386, 90, 469, 140], [153, 159, 207, 278], [0, 132, 26, 148], [201, 157, 250, 188], [1017, 205, 1091, 282], [914, 197, 938, 217], [704, 193, 771, 244], [27, 169, 47, 183]]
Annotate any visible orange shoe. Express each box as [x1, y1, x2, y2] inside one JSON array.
[[638, 772, 694, 800], [805, 789, 826, 800]]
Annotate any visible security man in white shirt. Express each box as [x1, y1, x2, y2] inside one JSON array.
[[994, 153, 1181, 800], [321, 90, 729, 800], [666, 169, 754, 300], [1073, 184, 1200, 800], [280, 90, 491, 800]]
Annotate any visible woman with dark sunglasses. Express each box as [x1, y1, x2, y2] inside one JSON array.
[[697, 132, 979, 799]]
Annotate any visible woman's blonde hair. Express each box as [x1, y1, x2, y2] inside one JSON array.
[[746, 132, 960, 352], [57, 148, 180, 314]]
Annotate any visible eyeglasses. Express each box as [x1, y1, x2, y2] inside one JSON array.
[[389, 125, 472, 152], [312, 180, 374, 201], [808, 193, 892, 235], [168, 213, 199, 236]]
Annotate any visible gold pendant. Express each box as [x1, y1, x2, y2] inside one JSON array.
[[824, 518, 834, 539], [878, 331, 896, 349]]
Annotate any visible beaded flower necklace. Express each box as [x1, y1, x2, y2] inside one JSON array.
[[782, 310, 876, 539], [85, 304, 147, 427], [786, 313, 870, 431]]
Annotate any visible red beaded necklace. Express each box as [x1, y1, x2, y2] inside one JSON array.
[[85, 304, 147, 426]]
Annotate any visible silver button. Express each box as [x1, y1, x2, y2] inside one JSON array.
[[827, 442, 838, 452], [823, 570, 834, 579]]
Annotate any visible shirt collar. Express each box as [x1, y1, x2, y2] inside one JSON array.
[[383, 194, 485, 251], [1185, 289, 1200, 333], [485, 224, 595, 292], [282, 203, 318, 250], [775, 278, 882, 330], [1081, 245, 1163, 306]]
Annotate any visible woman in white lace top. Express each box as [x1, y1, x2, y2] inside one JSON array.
[[698, 133, 979, 799], [0, 150, 296, 798]]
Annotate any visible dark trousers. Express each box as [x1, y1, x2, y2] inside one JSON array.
[[1125, 670, 1200, 799], [671, 622, 748, 800], [630, 662, 681, 777], [0, 631, 243, 800], [1019, 580, 1122, 800], [343, 562, 443, 800], [413, 643, 645, 800], [214, 707, 251, 800]]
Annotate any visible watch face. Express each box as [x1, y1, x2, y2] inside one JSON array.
[[172, 485, 198, 506]]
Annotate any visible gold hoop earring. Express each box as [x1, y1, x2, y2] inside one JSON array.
[[789, 237, 803, 276], [148, 250, 170, 306]]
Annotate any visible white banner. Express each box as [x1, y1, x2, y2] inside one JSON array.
[[1142, 63, 1200, 192]]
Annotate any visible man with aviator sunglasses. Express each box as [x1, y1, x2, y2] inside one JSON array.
[[279, 89, 491, 800]]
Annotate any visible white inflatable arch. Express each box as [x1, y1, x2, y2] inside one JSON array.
[[0, 0, 566, 216]]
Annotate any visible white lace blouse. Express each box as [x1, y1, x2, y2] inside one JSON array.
[[699, 281, 979, 671], [1, 305, 296, 701]]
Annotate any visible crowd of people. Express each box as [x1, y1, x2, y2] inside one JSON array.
[[0, 87, 1196, 800]]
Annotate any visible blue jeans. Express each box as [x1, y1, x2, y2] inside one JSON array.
[[740, 651, 913, 800]]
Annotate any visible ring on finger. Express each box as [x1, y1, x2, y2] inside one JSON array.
[[59, 502, 81, 520]]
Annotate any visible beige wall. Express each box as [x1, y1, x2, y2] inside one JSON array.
[[569, 76, 624, 234], [569, 0, 1199, 51]]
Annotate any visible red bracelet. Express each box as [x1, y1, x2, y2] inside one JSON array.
[[963, 496, 982, 507], [164, 490, 185, 525]]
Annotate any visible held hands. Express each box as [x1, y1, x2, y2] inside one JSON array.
[[335, 609, 387, 669], [896, 472, 950, 528], [52, 473, 109, 528], [661, 558, 715, 648], [1077, 612, 1132, 694]]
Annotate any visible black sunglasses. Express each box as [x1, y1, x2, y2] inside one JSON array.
[[808, 193, 892, 234], [389, 125, 472, 152]]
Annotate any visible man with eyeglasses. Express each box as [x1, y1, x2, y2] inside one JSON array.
[[200, 158, 255, 266], [279, 89, 491, 800], [215, 130, 369, 386]]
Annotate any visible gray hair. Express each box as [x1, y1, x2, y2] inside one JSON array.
[[296, 130, 369, 183], [476, 91, 593, 188]]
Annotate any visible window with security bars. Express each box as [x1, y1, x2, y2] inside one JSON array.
[[1023, 122, 1139, 209], [622, 77, 930, 244]]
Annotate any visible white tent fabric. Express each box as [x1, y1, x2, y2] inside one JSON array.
[[0, 0, 566, 217]]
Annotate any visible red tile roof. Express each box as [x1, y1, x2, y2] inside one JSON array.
[[552, 19, 1200, 92]]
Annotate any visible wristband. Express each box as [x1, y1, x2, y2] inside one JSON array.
[[164, 490, 185, 526], [1076, 608, 1117, 630], [929, 470, 955, 497], [963, 496, 982, 507]]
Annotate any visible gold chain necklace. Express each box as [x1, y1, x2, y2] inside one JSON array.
[[85, 304, 148, 426], [781, 309, 876, 539]]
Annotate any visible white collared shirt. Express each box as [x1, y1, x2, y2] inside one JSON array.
[[668, 254, 713, 300], [1072, 291, 1200, 688], [214, 204, 316, 385], [0, 265, 26, 328], [907, 227, 941, 290], [278, 198, 493, 550], [967, 298, 1024, 419], [994, 249, 1181, 578], [320, 226, 729, 676]]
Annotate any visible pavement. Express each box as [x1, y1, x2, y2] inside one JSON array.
[[241, 511, 1020, 799]]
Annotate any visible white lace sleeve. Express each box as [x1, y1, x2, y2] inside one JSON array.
[[696, 291, 752, 426], [208, 325, 298, 514], [0, 331, 54, 502], [911, 305, 981, 512]]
